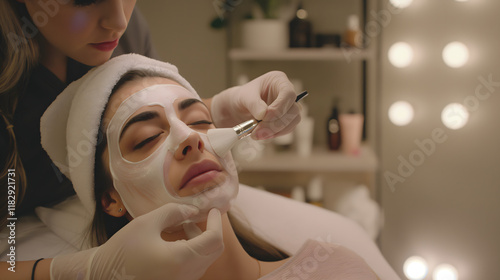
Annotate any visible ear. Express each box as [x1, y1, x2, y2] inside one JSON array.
[[101, 188, 127, 217]]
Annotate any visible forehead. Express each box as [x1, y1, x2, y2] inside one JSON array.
[[103, 77, 182, 127]]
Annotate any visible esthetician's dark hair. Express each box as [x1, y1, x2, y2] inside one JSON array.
[[90, 70, 288, 261]]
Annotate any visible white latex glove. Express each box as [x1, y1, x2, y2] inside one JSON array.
[[211, 71, 301, 140], [50, 204, 223, 280]]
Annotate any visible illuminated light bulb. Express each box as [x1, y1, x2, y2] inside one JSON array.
[[433, 264, 458, 280], [388, 42, 414, 68], [441, 103, 469, 130], [390, 0, 413, 9], [403, 256, 428, 280], [388, 101, 414, 126], [442, 42, 469, 68]]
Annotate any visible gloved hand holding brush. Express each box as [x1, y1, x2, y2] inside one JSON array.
[[210, 71, 302, 140]]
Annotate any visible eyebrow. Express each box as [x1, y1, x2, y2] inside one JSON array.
[[178, 98, 207, 111], [119, 99, 207, 140], [120, 111, 160, 140]]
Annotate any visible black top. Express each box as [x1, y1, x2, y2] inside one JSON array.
[[0, 8, 159, 215]]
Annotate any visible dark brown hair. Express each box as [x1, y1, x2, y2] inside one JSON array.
[[0, 0, 39, 229], [89, 69, 288, 261], [89, 69, 159, 246]]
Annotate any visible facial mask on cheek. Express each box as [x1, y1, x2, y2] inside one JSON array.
[[106, 84, 238, 222]]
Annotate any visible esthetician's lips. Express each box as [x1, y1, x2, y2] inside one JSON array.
[[90, 39, 119, 51], [179, 160, 223, 192]]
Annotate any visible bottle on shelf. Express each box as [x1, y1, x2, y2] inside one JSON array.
[[289, 2, 312, 48], [273, 132, 294, 152], [291, 186, 306, 202], [339, 111, 364, 156], [344, 14, 362, 48], [327, 98, 341, 151], [296, 103, 314, 157], [307, 176, 323, 207]]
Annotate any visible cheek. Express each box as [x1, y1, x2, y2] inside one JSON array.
[[70, 10, 90, 33], [32, 6, 95, 46], [56, 9, 95, 41], [163, 152, 180, 192]]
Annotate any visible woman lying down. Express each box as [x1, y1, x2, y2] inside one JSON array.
[[41, 54, 379, 280]]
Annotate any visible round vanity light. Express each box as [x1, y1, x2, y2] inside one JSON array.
[[441, 103, 469, 130], [433, 264, 458, 280], [390, 0, 414, 9], [442, 42, 469, 68], [388, 101, 414, 126], [388, 42, 414, 68], [403, 256, 428, 280]]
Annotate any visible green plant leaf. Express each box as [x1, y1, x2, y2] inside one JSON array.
[[255, 0, 281, 19]]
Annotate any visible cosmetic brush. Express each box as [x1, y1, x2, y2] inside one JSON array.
[[208, 91, 309, 157]]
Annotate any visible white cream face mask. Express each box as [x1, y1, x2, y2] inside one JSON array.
[[106, 84, 238, 222]]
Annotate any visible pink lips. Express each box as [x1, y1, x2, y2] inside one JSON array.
[[90, 39, 119, 51], [179, 160, 222, 191]]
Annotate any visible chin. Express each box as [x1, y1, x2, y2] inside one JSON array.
[[189, 202, 232, 224], [188, 184, 238, 223]]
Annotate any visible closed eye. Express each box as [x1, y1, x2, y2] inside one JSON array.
[[134, 132, 163, 150], [74, 0, 98, 7], [189, 120, 213, 126]]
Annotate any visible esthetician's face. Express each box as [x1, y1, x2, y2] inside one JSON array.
[[102, 77, 228, 197], [22, 0, 135, 66]]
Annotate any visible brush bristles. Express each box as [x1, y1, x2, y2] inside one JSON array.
[[207, 128, 239, 157]]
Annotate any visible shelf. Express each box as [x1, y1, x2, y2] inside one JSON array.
[[236, 145, 377, 173], [229, 48, 374, 61]]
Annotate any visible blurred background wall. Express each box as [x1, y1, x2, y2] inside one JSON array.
[[378, 0, 500, 279], [137, 1, 228, 98]]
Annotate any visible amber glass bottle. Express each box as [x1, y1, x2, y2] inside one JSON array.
[[289, 2, 312, 48], [327, 99, 341, 150]]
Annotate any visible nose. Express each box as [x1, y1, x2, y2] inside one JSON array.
[[99, 0, 129, 33], [174, 132, 205, 160]]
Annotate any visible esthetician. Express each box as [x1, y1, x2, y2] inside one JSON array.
[[0, 1, 300, 279]]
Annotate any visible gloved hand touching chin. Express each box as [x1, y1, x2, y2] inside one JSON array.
[[50, 204, 223, 280], [210, 71, 301, 140]]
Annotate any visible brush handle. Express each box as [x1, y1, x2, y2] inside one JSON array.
[[295, 91, 308, 102], [255, 90, 308, 123], [234, 119, 259, 139]]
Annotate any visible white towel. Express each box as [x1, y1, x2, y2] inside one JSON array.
[[40, 54, 199, 216]]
